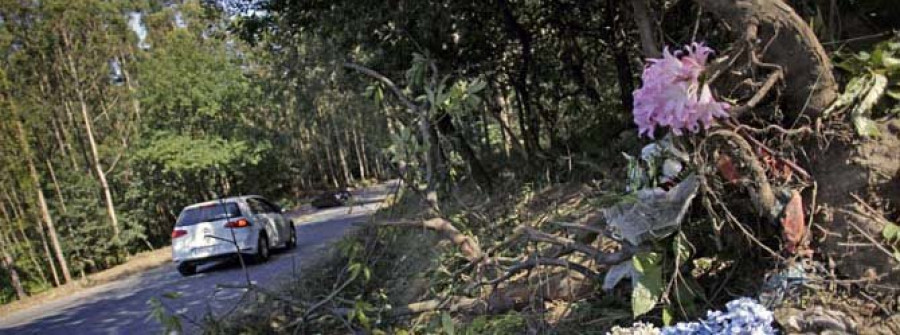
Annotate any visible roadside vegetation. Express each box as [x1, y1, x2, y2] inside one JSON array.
[[0, 0, 388, 303], [3, 0, 900, 334]]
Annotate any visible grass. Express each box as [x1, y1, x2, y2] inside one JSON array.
[[0, 246, 173, 317]]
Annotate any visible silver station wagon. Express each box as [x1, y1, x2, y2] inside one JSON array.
[[171, 196, 296, 276]]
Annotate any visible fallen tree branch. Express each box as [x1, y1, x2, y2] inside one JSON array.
[[452, 225, 528, 278], [297, 275, 357, 326], [482, 257, 600, 286], [369, 218, 483, 261], [521, 227, 602, 258], [552, 221, 606, 235], [389, 296, 493, 317]]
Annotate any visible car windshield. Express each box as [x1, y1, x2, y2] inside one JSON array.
[[176, 202, 241, 227]]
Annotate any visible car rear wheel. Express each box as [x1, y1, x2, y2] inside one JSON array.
[[177, 262, 197, 276], [254, 233, 270, 263], [286, 223, 297, 249]]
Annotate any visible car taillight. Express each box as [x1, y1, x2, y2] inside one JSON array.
[[172, 229, 188, 239], [224, 219, 250, 228]]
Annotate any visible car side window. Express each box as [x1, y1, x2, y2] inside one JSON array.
[[261, 199, 281, 213], [247, 198, 267, 214]]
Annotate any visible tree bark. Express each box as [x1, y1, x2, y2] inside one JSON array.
[[0, 228, 27, 299], [45, 159, 68, 215], [488, 78, 527, 160], [336, 125, 353, 185], [630, 0, 661, 58], [418, 105, 440, 210], [497, 0, 541, 156], [352, 126, 367, 181], [1, 187, 49, 286], [61, 31, 121, 239], [63, 100, 93, 174], [605, 1, 636, 113], [10, 103, 71, 284]]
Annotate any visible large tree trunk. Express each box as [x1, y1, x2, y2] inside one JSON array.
[[12, 109, 72, 284], [352, 126, 367, 181], [61, 31, 121, 240], [0, 229, 27, 300], [45, 159, 68, 215], [76, 90, 121, 239], [630, 0, 661, 58], [1, 188, 49, 286], [488, 78, 527, 160], [606, 1, 636, 113], [418, 105, 441, 210], [497, 0, 541, 157], [338, 127, 353, 185], [62, 100, 93, 173]]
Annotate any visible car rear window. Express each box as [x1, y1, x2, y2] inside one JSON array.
[[176, 202, 242, 227]]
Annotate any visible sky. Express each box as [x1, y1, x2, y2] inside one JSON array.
[[128, 12, 150, 50]]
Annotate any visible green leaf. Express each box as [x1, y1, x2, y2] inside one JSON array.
[[662, 307, 674, 326], [441, 312, 455, 335], [854, 73, 887, 114], [632, 252, 663, 317], [824, 74, 871, 117], [883, 223, 900, 241], [467, 78, 486, 94], [856, 51, 871, 61], [375, 85, 384, 105], [468, 316, 487, 332], [672, 233, 692, 264], [349, 263, 362, 279], [887, 88, 900, 101], [853, 116, 881, 138], [883, 55, 900, 72]]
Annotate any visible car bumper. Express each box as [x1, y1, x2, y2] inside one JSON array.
[[172, 231, 258, 263]]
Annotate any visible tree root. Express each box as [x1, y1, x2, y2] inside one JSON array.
[[695, 0, 838, 116], [704, 130, 778, 221]]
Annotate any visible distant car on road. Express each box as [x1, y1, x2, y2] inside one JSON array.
[[171, 196, 296, 276], [311, 189, 352, 209]]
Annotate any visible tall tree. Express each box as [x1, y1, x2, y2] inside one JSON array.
[[7, 96, 72, 284]]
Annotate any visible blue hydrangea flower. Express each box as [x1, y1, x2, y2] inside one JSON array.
[[661, 298, 776, 335]]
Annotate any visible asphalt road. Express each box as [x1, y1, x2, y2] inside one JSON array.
[[0, 182, 396, 335]]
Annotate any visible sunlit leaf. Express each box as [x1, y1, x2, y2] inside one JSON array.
[[853, 116, 881, 137], [632, 252, 663, 317], [441, 312, 455, 335], [883, 223, 900, 241]]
